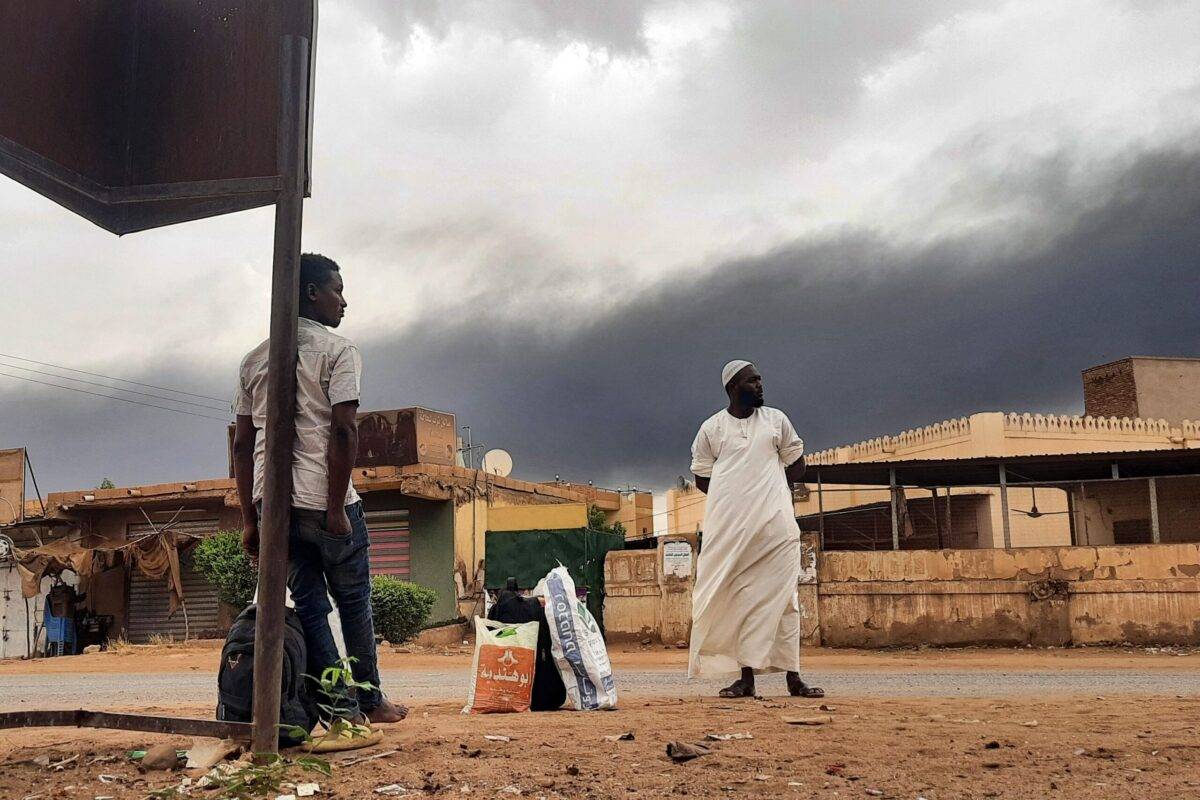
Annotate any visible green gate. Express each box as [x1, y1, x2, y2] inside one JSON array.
[[483, 527, 625, 631]]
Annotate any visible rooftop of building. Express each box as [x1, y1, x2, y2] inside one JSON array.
[[42, 463, 620, 515], [1083, 355, 1200, 373], [807, 410, 1200, 468]]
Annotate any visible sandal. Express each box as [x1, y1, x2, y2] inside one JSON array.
[[718, 679, 755, 699], [787, 675, 825, 698]]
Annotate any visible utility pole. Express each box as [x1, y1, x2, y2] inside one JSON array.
[[461, 426, 473, 469], [251, 33, 310, 755]]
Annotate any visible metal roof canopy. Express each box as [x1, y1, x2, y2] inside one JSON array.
[[0, 2, 315, 235], [0, 1, 317, 753], [812, 448, 1200, 487]]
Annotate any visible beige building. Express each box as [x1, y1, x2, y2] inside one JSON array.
[[546, 481, 654, 540], [665, 357, 1200, 551]]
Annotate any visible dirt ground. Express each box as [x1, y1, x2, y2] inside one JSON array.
[[2, 695, 1199, 800], [2, 645, 1199, 799]]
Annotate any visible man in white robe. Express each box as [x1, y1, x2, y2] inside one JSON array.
[[688, 360, 824, 698]]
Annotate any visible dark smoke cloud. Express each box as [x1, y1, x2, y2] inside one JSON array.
[[3, 147, 1198, 495], [356, 146, 1200, 490]]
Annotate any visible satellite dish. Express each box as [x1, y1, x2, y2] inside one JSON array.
[[482, 449, 513, 478]]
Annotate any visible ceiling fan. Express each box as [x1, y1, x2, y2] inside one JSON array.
[[1012, 486, 1072, 517]]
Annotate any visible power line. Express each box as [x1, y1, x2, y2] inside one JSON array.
[[647, 492, 707, 521], [0, 360, 228, 412], [0, 370, 230, 423], [0, 351, 229, 404]]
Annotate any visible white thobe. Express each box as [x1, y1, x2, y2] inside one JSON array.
[[688, 406, 804, 679]]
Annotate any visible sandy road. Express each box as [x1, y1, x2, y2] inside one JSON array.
[[2, 643, 1198, 710], [3, 645, 1199, 799], [3, 665, 1200, 711]]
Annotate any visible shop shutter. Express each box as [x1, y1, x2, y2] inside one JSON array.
[[126, 518, 222, 642], [366, 511, 410, 579]]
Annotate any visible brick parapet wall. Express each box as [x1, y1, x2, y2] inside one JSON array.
[[1083, 359, 1138, 419]]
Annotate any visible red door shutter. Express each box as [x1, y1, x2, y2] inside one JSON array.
[[367, 511, 411, 579]]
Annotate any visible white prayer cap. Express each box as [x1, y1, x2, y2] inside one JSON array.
[[722, 359, 754, 389]]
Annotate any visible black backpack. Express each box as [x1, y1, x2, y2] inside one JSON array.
[[217, 604, 319, 746], [488, 588, 566, 712]]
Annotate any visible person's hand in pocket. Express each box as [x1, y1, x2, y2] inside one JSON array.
[[242, 518, 260, 565], [325, 505, 352, 537]]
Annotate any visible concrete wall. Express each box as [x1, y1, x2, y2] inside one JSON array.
[[604, 536, 696, 643], [818, 543, 1200, 647], [604, 550, 660, 639], [1131, 358, 1200, 423], [487, 503, 588, 532], [604, 539, 1200, 648]]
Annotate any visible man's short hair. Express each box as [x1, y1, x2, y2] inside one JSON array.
[[300, 253, 340, 291]]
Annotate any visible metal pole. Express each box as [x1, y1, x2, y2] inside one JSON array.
[[1079, 483, 1090, 545], [931, 486, 944, 549], [944, 486, 952, 546], [998, 463, 1012, 549], [889, 467, 899, 551], [817, 469, 825, 550], [251, 33, 309, 755], [24, 449, 46, 517], [1148, 477, 1161, 544], [1066, 486, 1078, 547]]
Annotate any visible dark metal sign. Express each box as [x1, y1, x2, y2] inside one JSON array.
[[0, 1, 315, 235]]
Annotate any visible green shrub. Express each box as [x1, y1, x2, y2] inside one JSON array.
[[192, 530, 259, 609], [369, 576, 437, 644]]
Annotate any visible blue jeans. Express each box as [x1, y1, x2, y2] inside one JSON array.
[[287, 501, 382, 714]]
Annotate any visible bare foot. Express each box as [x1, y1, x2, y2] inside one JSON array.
[[366, 697, 408, 724]]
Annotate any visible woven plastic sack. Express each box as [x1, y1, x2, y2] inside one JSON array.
[[462, 617, 539, 714], [537, 566, 618, 710]]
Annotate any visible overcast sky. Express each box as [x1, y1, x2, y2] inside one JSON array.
[[2, 0, 1199, 501]]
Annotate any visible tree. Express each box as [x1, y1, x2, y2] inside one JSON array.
[[587, 504, 626, 537], [98, 478, 115, 489]]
